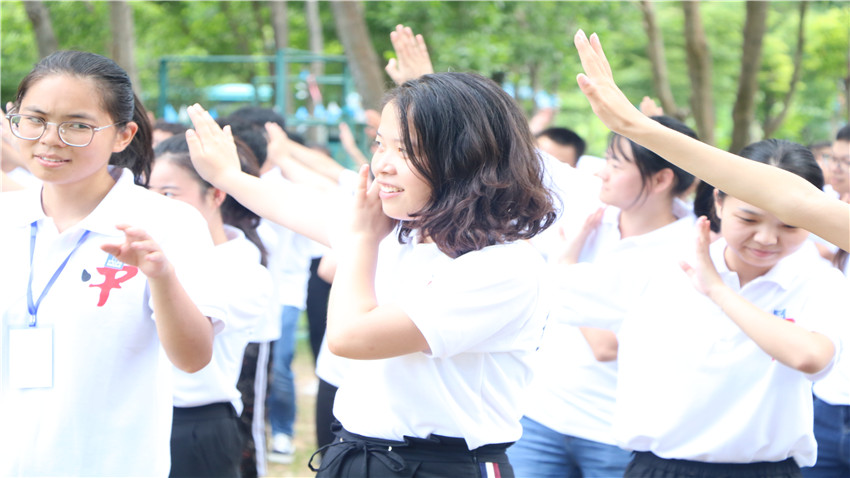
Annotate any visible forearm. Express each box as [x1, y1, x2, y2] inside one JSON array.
[[214, 169, 332, 246], [288, 141, 347, 182], [707, 283, 835, 374], [275, 155, 338, 192], [149, 268, 214, 373], [622, 120, 849, 250], [326, 236, 381, 357]]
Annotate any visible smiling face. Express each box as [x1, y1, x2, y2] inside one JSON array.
[[15, 74, 135, 189], [716, 193, 810, 282], [370, 102, 432, 221], [596, 137, 645, 210]]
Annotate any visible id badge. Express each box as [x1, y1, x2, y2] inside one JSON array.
[[7, 326, 54, 389]]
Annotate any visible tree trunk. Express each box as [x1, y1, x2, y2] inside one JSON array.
[[269, 0, 288, 50], [330, 1, 386, 111], [638, 0, 683, 120], [23, 0, 58, 59], [306, 0, 324, 77], [763, 2, 807, 138], [729, 1, 769, 153], [844, 42, 850, 123], [109, 0, 140, 96], [683, 1, 715, 146]]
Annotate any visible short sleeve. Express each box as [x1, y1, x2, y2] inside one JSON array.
[[403, 242, 546, 358]]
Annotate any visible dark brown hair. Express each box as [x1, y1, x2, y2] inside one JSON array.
[[385, 72, 556, 258]]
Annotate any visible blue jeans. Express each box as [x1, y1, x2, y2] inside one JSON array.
[[801, 396, 850, 477], [508, 416, 632, 478], [268, 305, 301, 437]]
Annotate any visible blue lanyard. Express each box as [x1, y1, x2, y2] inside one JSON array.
[[27, 222, 90, 327]]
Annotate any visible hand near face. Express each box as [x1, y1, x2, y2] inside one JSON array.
[[185, 104, 241, 186], [680, 216, 724, 297], [348, 164, 396, 244]]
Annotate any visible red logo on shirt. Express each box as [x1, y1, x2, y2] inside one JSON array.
[[89, 266, 138, 306]]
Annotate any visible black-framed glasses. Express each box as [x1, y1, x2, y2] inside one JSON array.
[[5, 113, 120, 147]]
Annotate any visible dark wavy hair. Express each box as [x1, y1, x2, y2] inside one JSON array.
[[608, 115, 697, 206], [694, 139, 824, 229], [12, 50, 153, 186], [384, 72, 556, 258], [152, 134, 268, 266]]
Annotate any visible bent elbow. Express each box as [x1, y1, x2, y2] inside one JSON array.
[[593, 348, 618, 362]]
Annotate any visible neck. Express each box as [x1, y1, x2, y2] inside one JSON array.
[[209, 217, 229, 246], [41, 168, 116, 233], [618, 196, 677, 239]]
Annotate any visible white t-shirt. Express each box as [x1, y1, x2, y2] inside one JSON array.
[[0, 168, 225, 477], [555, 237, 847, 466], [525, 208, 694, 445], [531, 151, 603, 262], [173, 226, 273, 415], [332, 234, 549, 450]]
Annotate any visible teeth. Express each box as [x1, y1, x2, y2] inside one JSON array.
[[380, 185, 403, 193], [40, 156, 65, 163]]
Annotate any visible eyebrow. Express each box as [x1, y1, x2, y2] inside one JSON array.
[[20, 106, 98, 122], [736, 207, 763, 216]]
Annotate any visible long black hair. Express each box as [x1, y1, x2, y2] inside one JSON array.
[[12, 50, 153, 186], [384, 72, 556, 258]]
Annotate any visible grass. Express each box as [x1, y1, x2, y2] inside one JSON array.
[[264, 315, 320, 478]]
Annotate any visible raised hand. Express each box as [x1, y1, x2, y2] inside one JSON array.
[[574, 30, 650, 135], [639, 96, 664, 117], [349, 164, 395, 243], [185, 104, 241, 185], [385, 24, 435, 85], [101, 224, 172, 279], [679, 216, 723, 297]]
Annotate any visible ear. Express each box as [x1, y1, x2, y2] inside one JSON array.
[[713, 189, 724, 217], [651, 168, 675, 194], [112, 121, 138, 153], [209, 187, 227, 208]]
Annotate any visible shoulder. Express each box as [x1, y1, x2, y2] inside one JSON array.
[[455, 241, 545, 278]]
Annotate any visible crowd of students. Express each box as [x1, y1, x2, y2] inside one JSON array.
[[0, 24, 848, 478]]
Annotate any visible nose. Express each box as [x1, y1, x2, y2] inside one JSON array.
[[370, 150, 395, 177], [38, 121, 65, 147], [753, 224, 778, 246], [595, 164, 609, 181]]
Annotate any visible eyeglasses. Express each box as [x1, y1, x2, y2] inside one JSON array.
[[5, 113, 120, 147], [830, 155, 850, 170]]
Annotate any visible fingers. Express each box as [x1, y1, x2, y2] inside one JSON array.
[[589, 33, 613, 78]]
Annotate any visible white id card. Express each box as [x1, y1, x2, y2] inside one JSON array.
[[8, 327, 53, 389]]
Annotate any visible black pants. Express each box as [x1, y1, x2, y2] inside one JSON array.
[[316, 378, 340, 454], [170, 403, 243, 478], [625, 451, 802, 478], [306, 256, 331, 364], [311, 423, 514, 478]]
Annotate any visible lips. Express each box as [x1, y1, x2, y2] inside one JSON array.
[[747, 247, 778, 259], [36, 153, 70, 164], [379, 183, 403, 193]]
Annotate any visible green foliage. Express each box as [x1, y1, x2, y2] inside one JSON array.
[[2, 0, 847, 154]]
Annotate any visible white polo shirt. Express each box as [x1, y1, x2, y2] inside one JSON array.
[[332, 234, 549, 450], [526, 209, 694, 445], [0, 167, 225, 477], [556, 237, 847, 466], [173, 226, 273, 415]]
